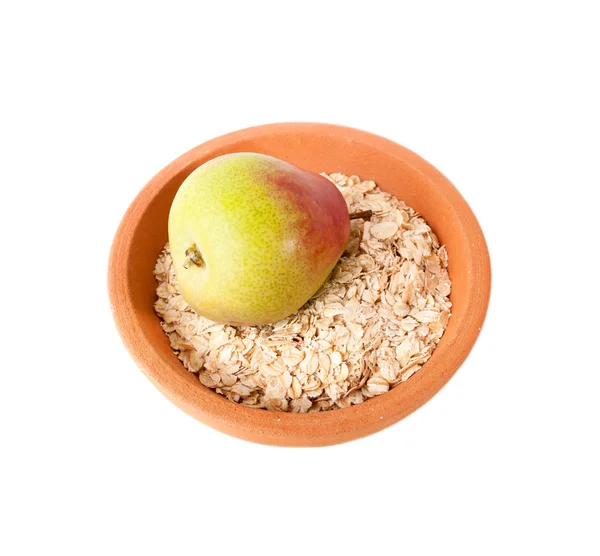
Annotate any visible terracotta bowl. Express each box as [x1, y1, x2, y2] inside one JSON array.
[[108, 123, 491, 447]]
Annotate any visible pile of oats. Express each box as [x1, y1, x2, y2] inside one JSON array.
[[153, 173, 452, 413]]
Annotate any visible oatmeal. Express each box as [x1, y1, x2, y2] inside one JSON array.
[[153, 173, 452, 412]]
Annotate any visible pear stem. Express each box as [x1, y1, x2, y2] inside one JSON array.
[[349, 210, 373, 220], [183, 243, 205, 269]]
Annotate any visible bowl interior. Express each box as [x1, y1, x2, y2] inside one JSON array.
[[112, 123, 490, 446]]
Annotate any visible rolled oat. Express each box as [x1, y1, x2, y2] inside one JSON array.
[[153, 173, 452, 412]]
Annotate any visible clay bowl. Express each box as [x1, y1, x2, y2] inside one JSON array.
[[108, 123, 491, 447]]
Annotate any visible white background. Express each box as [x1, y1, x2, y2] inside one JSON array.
[[1, 1, 599, 555]]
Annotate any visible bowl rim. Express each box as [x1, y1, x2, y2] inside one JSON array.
[[108, 122, 491, 447]]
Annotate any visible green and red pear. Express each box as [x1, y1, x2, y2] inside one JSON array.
[[168, 153, 350, 325]]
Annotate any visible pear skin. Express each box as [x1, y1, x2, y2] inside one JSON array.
[[168, 153, 350, 325]]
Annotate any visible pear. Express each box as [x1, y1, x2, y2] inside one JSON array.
[[168, 153, 351, 325]]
